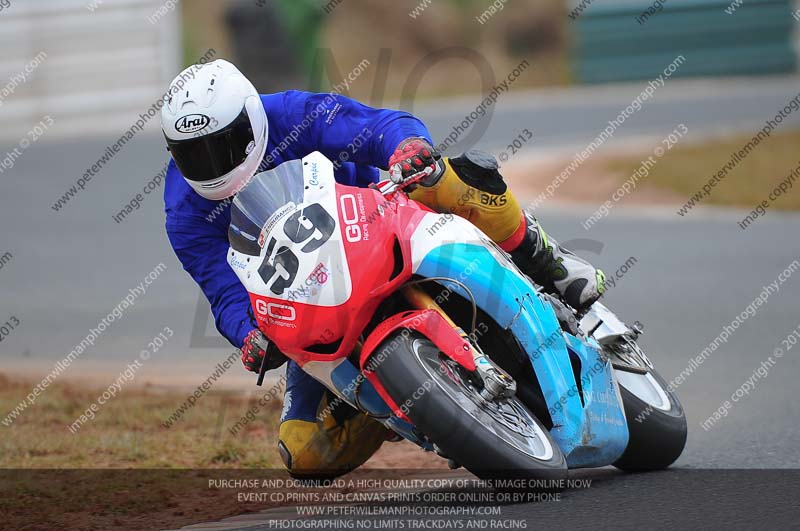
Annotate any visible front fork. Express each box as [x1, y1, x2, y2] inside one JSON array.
[[401, 285, 516, 400]]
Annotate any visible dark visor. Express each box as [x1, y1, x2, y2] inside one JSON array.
[[166, 107, 255, 183]]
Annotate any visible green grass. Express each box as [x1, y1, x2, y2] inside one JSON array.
[[605, 128, 800, 210]]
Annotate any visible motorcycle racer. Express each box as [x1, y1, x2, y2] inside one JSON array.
[[161, 59, 605, 478]]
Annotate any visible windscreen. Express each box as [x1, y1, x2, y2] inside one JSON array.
[[228, 159, 306, 256]]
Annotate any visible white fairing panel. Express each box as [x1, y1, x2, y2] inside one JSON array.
[[408, 213, 516, 273], [227, 152, 353, 307]]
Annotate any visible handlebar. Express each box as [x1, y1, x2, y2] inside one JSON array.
[[377, 159, 446, 198]]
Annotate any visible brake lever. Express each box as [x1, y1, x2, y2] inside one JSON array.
[[389, 159, 446, 194], [256, 366, 267, 386], [256, 345, 269, 386]]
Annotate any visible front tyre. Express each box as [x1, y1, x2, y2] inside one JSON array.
[[613, 368, 687, 471], [371, 330, 566, 480]]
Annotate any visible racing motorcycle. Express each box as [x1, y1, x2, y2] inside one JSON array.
[[227, 151, 687, 478]]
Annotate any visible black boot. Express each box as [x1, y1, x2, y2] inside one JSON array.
[[510, 213, 606, 310]]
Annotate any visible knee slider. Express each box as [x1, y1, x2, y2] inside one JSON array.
[[278, 419, 354, 479], [448, 150, 507, 195], [277, 414, 386, 479], [278, 419, 330, 477], [409, 149, 523, 244]]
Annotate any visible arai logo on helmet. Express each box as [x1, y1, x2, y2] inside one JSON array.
[[175, 114, 211, 134]]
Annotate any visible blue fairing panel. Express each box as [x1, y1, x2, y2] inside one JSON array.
[[558, 334, 628, 467], [415, 242, 628, 468]]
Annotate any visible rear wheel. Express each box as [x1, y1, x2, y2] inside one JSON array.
[[371, 330, 566, 480], [613, 368, 687, 471]]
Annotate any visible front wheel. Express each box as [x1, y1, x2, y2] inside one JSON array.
[[371, 330, 566, 480], [613, 368, 687, 471]]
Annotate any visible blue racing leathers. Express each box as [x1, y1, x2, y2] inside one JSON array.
[[164, 90, 432, 350]]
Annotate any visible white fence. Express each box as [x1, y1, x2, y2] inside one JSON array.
[[0, 0, 181, 141]]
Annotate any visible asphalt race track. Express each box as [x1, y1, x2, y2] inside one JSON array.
[[2, 77, 799, 529], [172, 470, 800, 530], [158, 206, 800, 530], [3, 75, 799, 386]]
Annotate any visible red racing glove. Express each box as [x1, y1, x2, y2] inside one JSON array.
[[388, 137, 443, 187], [241, 329, 287, 373]]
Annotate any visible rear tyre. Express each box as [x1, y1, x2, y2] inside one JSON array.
[[613, 368, 687, 471], [371, 330, 566, 480]]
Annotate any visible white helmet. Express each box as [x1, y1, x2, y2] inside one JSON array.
[[161, 59, 268, 200]]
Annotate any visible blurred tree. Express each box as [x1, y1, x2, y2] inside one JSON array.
[[274, 1, 325, 73], [214, 0, 567, 96], [449, 0, 480, 8], [225, 0, 323, 92]]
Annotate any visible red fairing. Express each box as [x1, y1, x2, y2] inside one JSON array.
[[358, 310, 476, 420], [360, 310, 476, 373], [249, 183, 428, 366]]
